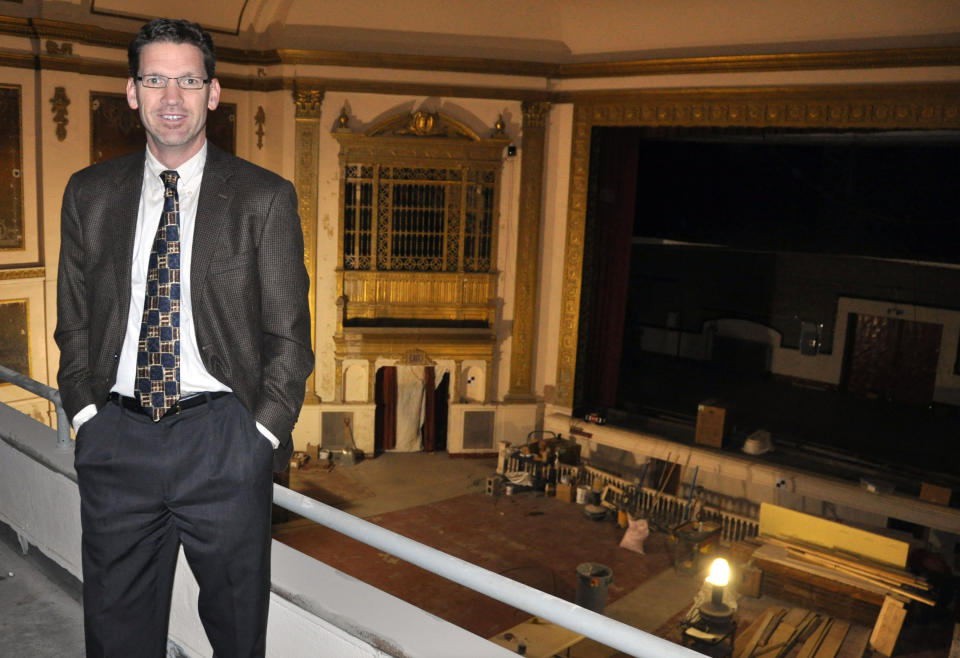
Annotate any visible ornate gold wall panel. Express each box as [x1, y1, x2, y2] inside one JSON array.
[[553, 83, 960, 409], [294, 87, 323, 402], [341, 271, 496, 324], [506, 101, 549, 401], [0, 298, 29, 378], [0, 86, 23, 251]]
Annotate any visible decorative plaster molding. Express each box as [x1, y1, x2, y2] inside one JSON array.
[[293, 87, 324, 119], [294, 90, 323, 401], [507, 101, 550, 400], [0, 268, 44, 280], [44, 40, 73, 56]]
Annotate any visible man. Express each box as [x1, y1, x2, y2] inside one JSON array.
[[55, 18, 313, 657]]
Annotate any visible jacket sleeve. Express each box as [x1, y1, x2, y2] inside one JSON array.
[[252, 180, 314, 439], [54, 176, 97, 419]]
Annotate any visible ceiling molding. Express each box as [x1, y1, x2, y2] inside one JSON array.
[[279, 77, 550, 103], [88, 0, 250, 36], [2, 17, 958, 81], [275, 49, 554, 78], [556, 47, 960, 79], [553, 82, 960, 118]]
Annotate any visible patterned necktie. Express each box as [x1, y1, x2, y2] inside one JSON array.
[[135, 170, 181, 421]]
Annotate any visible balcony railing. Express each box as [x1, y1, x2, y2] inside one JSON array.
[[0, 367, 701, 657]]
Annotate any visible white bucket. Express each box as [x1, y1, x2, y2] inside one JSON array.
[[576, 486, 590, 504]]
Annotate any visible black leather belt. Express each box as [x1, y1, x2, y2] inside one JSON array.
[[109, 391, 230, 418]]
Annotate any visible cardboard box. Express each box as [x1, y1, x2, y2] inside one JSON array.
[[919, 482, 951, 506], [555, 483, 575, 503], [695, 399, 726, 448], [738, 565, 762, 598]]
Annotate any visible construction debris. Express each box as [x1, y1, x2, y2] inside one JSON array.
[[734, 607, 852, 658], [763, 537, 934, 607]]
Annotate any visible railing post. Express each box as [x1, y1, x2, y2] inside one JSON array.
[[52, 391, 72, 451], [0, 365, 73, 451]]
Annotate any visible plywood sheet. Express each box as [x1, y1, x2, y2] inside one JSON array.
[[759, 503, 908, 568]]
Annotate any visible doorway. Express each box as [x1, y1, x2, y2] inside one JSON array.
[[374, 365, 449, 453]]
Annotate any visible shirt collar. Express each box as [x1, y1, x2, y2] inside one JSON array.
[[144, 142, 207, 192]]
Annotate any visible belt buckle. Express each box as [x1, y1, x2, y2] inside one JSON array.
[[173, 399, 183, 416]]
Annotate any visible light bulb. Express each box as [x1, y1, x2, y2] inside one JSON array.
[[706, 557, 729, 587]]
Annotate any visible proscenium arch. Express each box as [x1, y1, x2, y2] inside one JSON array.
[[552, 82, 960, 409]]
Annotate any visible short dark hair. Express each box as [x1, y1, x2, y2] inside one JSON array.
[[128, 18, 216, 79]]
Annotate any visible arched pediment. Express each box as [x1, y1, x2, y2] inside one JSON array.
[[365, 110, 482, 141]]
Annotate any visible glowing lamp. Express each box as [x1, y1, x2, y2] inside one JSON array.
[[706, 557, 730, 587], [699, 557, 733, 631]]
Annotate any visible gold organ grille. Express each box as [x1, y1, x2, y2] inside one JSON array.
[[334, 111, 508, 328], [342, 165, 495, 273]]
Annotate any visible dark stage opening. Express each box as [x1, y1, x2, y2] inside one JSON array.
[[574, 126, 960, 493]]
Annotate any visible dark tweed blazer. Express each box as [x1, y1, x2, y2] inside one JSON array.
[[55, 143, 313, 455]]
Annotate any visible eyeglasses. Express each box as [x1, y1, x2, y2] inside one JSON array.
[[135, 74, 210, 90]]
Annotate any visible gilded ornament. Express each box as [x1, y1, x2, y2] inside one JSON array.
[[44, 41, 73, 56], [293, 88, 324, 118], [254, 105, 265, 150], [335, 106, 351, 132], [50, 86, 70, 141]]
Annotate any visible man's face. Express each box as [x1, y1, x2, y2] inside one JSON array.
[[126, 41, 221, 168]]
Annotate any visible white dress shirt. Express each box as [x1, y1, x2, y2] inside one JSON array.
[[72, 142, 278, 448]]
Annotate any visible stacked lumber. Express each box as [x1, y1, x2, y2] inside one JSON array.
[[765, 538, 934, 607], [734, 607, 850, 658]]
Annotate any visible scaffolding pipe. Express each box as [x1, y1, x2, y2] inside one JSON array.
[[273, 485, 705, 658], [0, 365, 71, 451]]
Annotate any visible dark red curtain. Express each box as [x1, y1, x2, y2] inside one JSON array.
[[583, 130, 640, 408], [422, 366, 436, 452], [374, 366, 397, 451]]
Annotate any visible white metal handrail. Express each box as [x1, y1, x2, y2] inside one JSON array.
[[0, 366, 702, 657], [273, 486, 704, 658]]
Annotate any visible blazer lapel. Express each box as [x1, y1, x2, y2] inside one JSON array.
[[192, 144, 235, 292], [112, 153, 147, 299]]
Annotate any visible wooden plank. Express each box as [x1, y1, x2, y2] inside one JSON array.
[[798, 617, 832, 658], [785, 549, 935, 606], [759, 503, 909, 568], [734, 607, 781, 658], [815, 619, 849, 658], [869, 596, 907, 656], [768, 538, 929, 589], [753, 546, 885, 626], [754, 608, 807, 658]]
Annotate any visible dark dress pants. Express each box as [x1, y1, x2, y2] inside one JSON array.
[[75, 394, 274, 658]]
